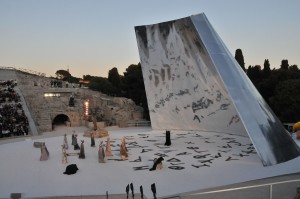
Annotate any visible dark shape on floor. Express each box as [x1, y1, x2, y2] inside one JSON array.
[[133, 166, 149, 171], [63, 164, 79, 175], [149, 157, 164, 171], [165, 130, 171, 146]]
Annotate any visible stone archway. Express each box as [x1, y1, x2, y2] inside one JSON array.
[[52, 114, 71, 130]]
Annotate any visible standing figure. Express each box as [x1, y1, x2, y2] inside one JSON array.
[[122, 136, 128, 151], [98, 141, 105, 163], [71, 130, 76, 145], [105, 137, 113, 156], [63, 133, 68, 149], [61, 145, 68, 164], [120, 137, 128, 160], [79, 140, 85, 159], [91, 132, 95, 147], [74, 134, 80, 150], [40, 143, 49, 161], [165, 130, 171, 146]]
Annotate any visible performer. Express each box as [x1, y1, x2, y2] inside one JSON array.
[[63, 133, 68, 149], [40, 143, 49, 161], [105, 137, 113, 156], [98, 141, 105, 163], [74, 134, 80, 150], [79, 140, 85, 159], [122, 136, 128, 151], [91, 132, 95, 147], [71, 130, 76, 145], [61, 145, 68, 164], [120, 137, 128, 160]]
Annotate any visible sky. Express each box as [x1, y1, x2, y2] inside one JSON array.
[[0, 0, 299, 78]]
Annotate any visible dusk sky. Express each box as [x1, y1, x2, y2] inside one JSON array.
[[0, 0, 299, 78]]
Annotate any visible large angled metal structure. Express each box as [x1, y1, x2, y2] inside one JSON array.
[[135, 13, 300, 166]]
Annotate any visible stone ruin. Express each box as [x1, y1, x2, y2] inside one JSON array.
[[12, 70, 145, 134]]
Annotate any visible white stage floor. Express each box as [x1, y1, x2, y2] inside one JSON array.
[[1, 126, 300, 199]]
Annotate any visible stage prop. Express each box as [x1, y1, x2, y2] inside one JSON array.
[[63, 164, 79, 175], [83, 116, 108, 138], [140, 185, 144, 199], [149, 157, 164, 171], [151, 183, 157, 199], [135, 13, 300, 166]]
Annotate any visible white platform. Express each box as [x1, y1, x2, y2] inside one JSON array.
[[0, 126, 300, 199]]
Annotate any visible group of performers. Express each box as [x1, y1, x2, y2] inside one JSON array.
[[40, 130, 129, 164]]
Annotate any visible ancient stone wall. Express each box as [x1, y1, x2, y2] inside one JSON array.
[[16, 71, 144, 133]]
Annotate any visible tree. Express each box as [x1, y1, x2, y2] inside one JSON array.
[[280, 59, 289, 70], [88, 77, 116, 96], [108, 67, 121, 88], [247, 65, 262, 85], [263, 59, 271, 77], [55, 70, 71, 79], [234, 49, 245, 71], [122, 63, 149, 119], [269, 79, 300, 122]]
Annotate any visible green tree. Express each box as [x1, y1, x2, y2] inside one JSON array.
[[108, 67, 121, 96], [55, 70, 71, 79], [247, 65, 262, 85], [269, 79, 300, 122], [88, 77, 116, 96], [234, 49, 245, 71], [263, 59, 271, 77], [280, 59, 289, 70], [122, 63, 149, 119], [108, 67, 121, 88]]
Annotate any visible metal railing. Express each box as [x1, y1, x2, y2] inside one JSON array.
[[162, 178, 300, 199], [127, 120, 151, 127], [0, 66, 46, 77]]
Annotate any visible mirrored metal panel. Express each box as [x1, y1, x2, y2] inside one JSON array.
[[135, 13, 300, 166]]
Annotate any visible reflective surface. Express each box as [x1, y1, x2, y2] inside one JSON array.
[[135, 13, 300, 166]]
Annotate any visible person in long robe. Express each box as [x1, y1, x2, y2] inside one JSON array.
[[40, 143, 49, 161], [61, 145, 68, 164], [98, 141, 105, 163], [105, 137, 113, 156], [120, 138, 128, 160], [122, 136, 128, 151], [91, 132, 95, 147], [74, 134, 80, 150], [71, 131, 76, 146], [79, 140, 85, 159], [63, 133, 68, 149]]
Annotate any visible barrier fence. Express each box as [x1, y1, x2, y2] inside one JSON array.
[[161, 178, 300, 199]]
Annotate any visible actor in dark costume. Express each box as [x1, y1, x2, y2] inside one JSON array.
[[90, 132, 95, 147], [165, 130, 171, 146], [71, 131, 76, 145], [73, 134, 80, 150], [79, 140, 85, 159]]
